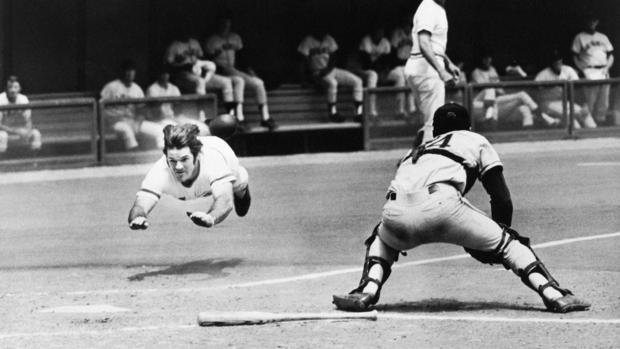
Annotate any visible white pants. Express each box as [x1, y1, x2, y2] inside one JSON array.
[[0, 129, 42, 152], [378, 183, 502, 252], [405, 60, 445, 142]]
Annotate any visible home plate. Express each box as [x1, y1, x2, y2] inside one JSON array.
[[39, 304, 131, 314]]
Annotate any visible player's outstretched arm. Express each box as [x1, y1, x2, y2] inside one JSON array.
[[128, 191, 159, 230], [480, 166, 513, 227], [187, 181, 234, 228]]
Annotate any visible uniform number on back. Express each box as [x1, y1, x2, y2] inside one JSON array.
[[426, 134, 453, 149]]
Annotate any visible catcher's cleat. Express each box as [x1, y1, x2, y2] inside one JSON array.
[[332, 292, 378, 312], [234, 188, 251, 217], [544, 294, 591, 313], [333, 278, 381, 312]]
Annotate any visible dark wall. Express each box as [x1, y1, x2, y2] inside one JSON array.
[[1, 0, 619, 94]]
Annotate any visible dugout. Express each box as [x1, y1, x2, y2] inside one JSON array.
[[0, 0, 619, 94]]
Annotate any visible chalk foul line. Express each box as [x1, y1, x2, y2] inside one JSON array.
[[52, 231, 620, 296]]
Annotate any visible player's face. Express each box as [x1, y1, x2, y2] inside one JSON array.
[[166, 147, 197, 183], [6, 81, 20, 100], [551, 59, 563, 75]]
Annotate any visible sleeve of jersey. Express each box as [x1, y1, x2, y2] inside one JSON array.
[[414, 7, 437, 34], [478, 138, 503, 177], [138, 160, 168, 199], [204, 151, 236, 186]]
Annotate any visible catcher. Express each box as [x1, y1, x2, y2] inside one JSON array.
[[333, 102, 590, 313], [127, 123, 250, 230]]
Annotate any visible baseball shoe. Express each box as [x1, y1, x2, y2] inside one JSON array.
[[236, 120, 249, 133], [234, 188, 251, 217], [260, 118, 278, 131], [332, 292, 378, 312], [545, 294, 590, 313], [328, 112, 345, 123]]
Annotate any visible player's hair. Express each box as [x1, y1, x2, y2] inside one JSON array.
[[432, 102, 471, 137], [6, 75, 19, 86], [163, 124, 203, 158]]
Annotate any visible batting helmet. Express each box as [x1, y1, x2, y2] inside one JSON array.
[[432, 102, 471, 137]]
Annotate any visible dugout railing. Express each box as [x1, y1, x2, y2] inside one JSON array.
[[0, 98, 99, 164], [97, 94, 218, 163], [363, 78, 620, 150]]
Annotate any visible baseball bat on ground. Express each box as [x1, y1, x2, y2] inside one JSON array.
[[197, 310, 378, 326]]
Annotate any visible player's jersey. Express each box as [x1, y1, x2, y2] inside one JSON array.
[[391, 28, 413, 63], [204, 33, 243, 69], [572, 31, 613, 68], [100, 80, 144, 100], [410, 0, 448, 58], [389, 130, 502, 195], [139, 136, 240, 201], [297, 35, 338, 73], [470, 66, 500, 84], [146, 82, 181, 98], [359, 36, 391, 63], [535, 65, 579, 101], [0, 92, 30, 127]]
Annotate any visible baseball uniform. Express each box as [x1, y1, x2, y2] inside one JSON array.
[[406, 0, 449, 141], [572, 30, 614, 121], [139, 136, 248, 201], [535, 65, 596, 128], [0, 92, 41, 152]]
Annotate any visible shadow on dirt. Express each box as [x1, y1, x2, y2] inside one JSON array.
[[127, 258, 243, 281], [377, 298, 540, 312]]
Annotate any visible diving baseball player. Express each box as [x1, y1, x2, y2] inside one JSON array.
[[406, 0, 460, 144], [333, 103, 590, 314], [127, 124, 251, 230]]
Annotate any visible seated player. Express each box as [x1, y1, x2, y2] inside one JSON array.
[[146, 67, 211, 138], [298, 23, 365, 123], [127, 123, 251, 230], [471, 53, 560, 130], [535, 52, 597, 129], [0, 76, 42, 153], [101, 60, 161, 150], [333, 103, 590, 314], [204, 15, 278, 131]]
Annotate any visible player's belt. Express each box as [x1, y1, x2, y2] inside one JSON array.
[[387, 183, 440, 201], [410, 52, 446, 59]]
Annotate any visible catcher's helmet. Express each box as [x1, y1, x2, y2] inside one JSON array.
[[432, 102, 471, 137]]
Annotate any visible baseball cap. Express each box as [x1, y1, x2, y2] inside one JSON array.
[[432, 102, 471, 137]]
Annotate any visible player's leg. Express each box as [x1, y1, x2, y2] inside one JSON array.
[[333, 68, 364, 121], [139, 120, 167, 149], [574, 103, 597, 128], [415, 75, 445, 143], [112, 119, 138, 150], [385, 66, 407, 115], [237, 70, 277, 129], [0, 130, 8, 153], [332, 223, 400, 311], [232, 166, 251, 217], [28, 128, 42, 151], [362, 69, 379, 117], [230, 75, 246, 123], [206, 74, 236, 116], [320, 70, 343, 122], [455, 198, 590, 313], [594, 83, 610, 124]]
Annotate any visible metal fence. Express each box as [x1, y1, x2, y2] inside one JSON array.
[[364, 78, 620, 150], [0, 94, 217, 166]]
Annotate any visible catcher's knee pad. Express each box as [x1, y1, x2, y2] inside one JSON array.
[[464, 224, 530, 269]]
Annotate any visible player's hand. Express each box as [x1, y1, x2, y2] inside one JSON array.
[[186, 211, 215, 228], [440, 70, 456, 88], [129, 216, 149, 230]]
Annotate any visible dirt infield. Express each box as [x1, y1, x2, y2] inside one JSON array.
[[1, 138, 619, 348]]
